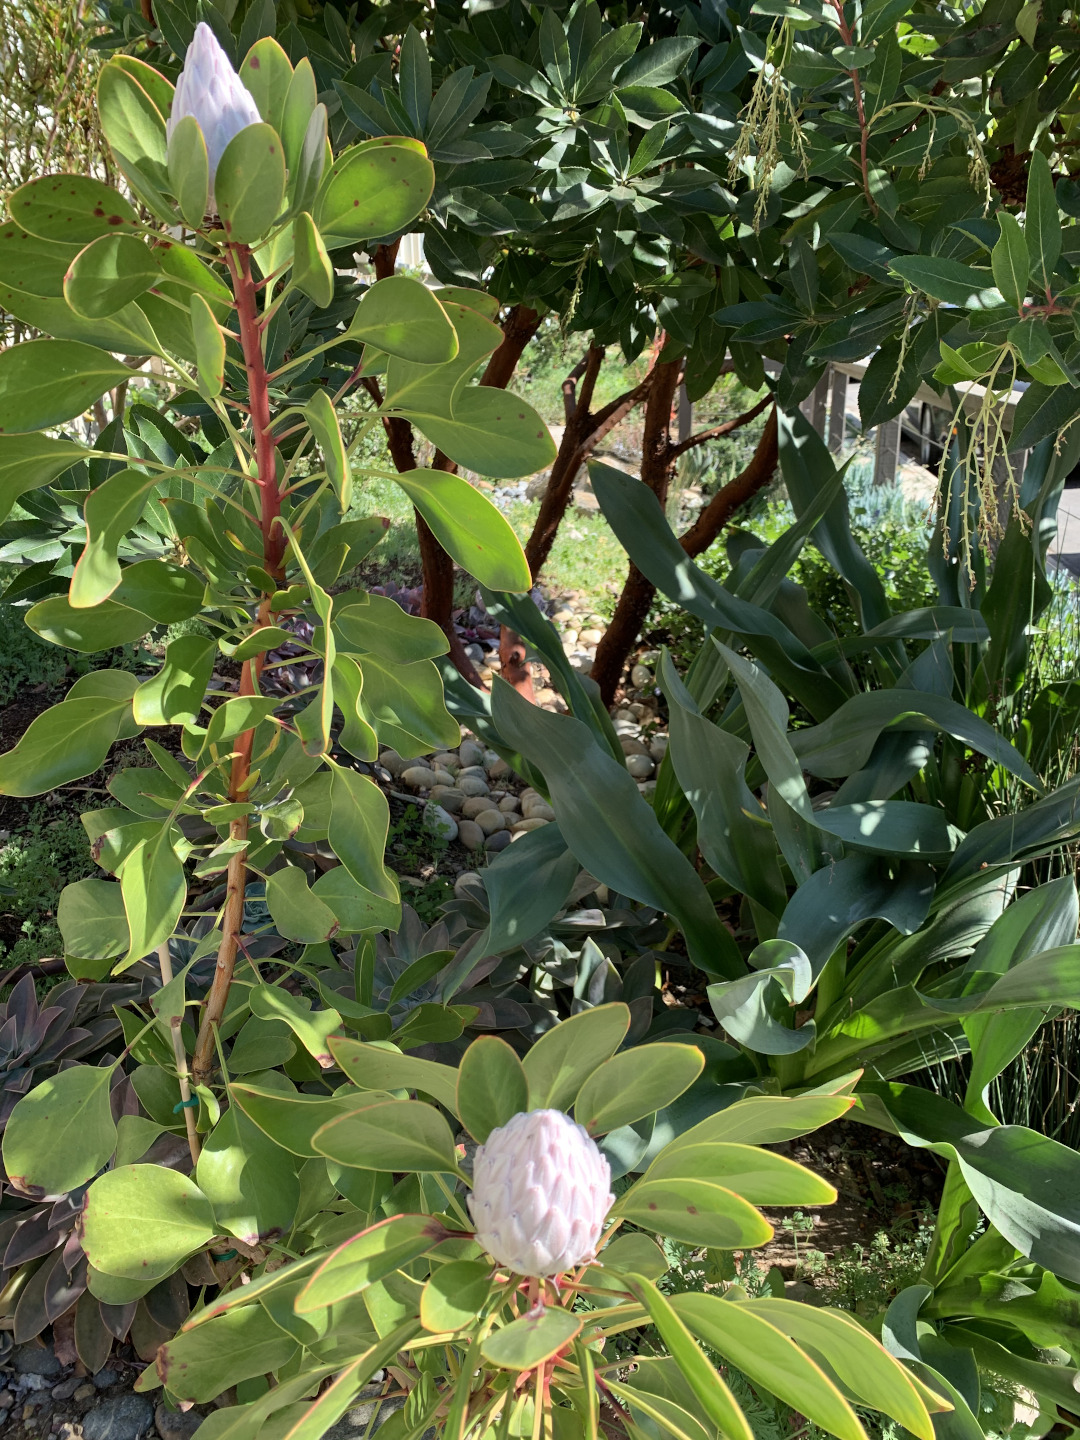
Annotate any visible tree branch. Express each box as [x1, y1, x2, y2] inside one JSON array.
[[482, 304, 542, 389], [667, 393, 773, 462], [679, 405, 779, 558], [562, 354, 591, 425], [589, 373, 654, 444], [574, 343, 605, 420]]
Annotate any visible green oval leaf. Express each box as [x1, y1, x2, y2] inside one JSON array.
[[216, 122, 286, 244], [0, 695, 128, 797], [482, 1308, 583, 1369], [190, 292, 226, 398], [298, 1215, 446, 1312], [314, 139, 434, 244], [401, 388, 558, 481], [83, 1165, 216, 1280], [167, 114, 209, 229], [420, 1259, 493, 1334], [392, 468, 531, 591], [110, 54, 174, 120], [0, 224, 79, 297], [574, 1043, 705, 1136], [292, 211, 334, 308], [266, 865, 341, 944], [333, 593, 447, 662], [70, 468, 161, 608], [645, 1141, 838, 1206], [132, 632, 216, 726], [65, 234, 160, 319], [231, 1082, 380, 1158], [58, 876, 129, 966], [345, 275, 457, 362], [307, 388, 350, 509], [330, 1035, 461, 1114], [26, 594, 154, 651], [154, 1307, 298, 1404], [521, 1002, 630, 1111], [249, 983, 342, 1067], [118, 828, 187, 970], [457, 1035, 529, 1143], [0, 285, 164, 357], [97, 62, 167, 172], [281, 58, 318, 179], [0, 433, 88, 523], [0, 339, 131, 433], [9, 173, 140, 244], [196, 1106, 300, 1247], [113, 559, 204, 623], [615, 1177, 774, 1248], [312, 1097, 459, 1172], [2, 1065, 117, 1196], [239, 36, 294, 130]]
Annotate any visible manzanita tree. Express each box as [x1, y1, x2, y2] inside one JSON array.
[[76, 0, 785, 696], [0, 25, 551, 1094]]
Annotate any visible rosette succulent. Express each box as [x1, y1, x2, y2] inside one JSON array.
[[468, 1108, 614, 1277], [167, 22, 261, 200]]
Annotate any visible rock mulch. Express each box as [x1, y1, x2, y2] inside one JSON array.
[[375, 593, 670, 862], [0, 1341, 213, 1440]]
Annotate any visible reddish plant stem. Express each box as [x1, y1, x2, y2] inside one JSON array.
[[191, 245, 280, 1086], [233, 244, 287, 581], [828, 0, 875, 214]]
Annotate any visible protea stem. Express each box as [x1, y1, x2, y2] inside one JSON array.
[[158, 941, 201, 1163], [192, 243, 282, 1086]]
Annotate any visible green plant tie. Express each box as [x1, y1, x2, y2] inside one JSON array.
[[173, 1098, 199, 1112], [211, 1249, 238, 1262]]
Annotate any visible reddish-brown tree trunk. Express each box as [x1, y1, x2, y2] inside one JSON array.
[[524, 345, 605, 580], [680, 406, 779, 558], [482, 305, 541, 388], [500, 348, 656, 698], [590, 358, 683, 703], [368, 260, 540, 683], [590, 384, 779, 705]]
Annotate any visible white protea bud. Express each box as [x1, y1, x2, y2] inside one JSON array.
[[467, 1109, 614, 1278], [167, 23, 261, 201]]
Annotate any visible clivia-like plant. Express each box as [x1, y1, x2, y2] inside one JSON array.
[[66, 1011, 950, 1440]]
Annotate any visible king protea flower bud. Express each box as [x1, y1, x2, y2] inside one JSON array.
[[468, 1109, 614, 1278], [167, 23, 262, 202]]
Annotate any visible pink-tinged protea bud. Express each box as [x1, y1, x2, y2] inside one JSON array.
[[167, 23, 261, 199], [468, 1109, 614, 1278]]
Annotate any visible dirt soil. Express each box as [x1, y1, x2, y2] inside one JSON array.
[[757, 1119, 945, 1283]]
